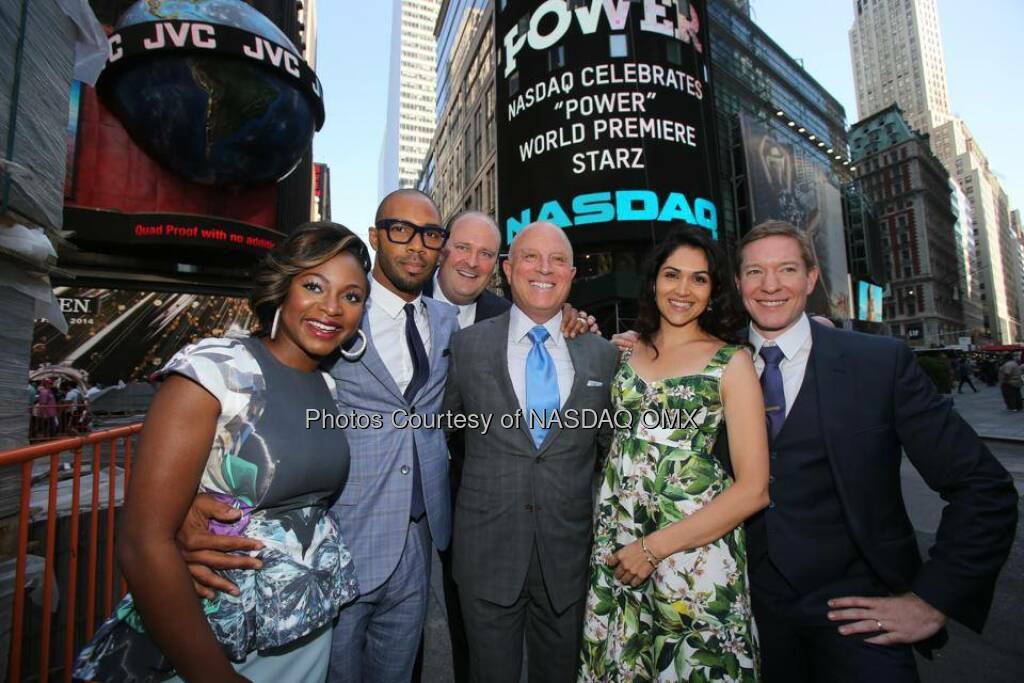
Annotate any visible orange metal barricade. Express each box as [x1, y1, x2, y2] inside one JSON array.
[[1, 423, 142, 682]]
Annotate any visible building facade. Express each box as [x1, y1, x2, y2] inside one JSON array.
[[379, 0, 441, 195], [849, 0, 951, 135], [931, 118, 1021, 342], [312, 162, 331, 221], [420, 0, 884, 331], [848, 0, 1020, 342], [850, 106, 962, 347], [951, 181, 985, 337]]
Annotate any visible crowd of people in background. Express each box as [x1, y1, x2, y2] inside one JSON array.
[[26, 375, 125, 439], [934, 351, 1024, 411]]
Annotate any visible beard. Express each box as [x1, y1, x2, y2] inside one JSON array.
[[378, 253, 432, 295]]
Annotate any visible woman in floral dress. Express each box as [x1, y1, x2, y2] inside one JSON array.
[[580, 229, 770, 682], [74, 224, 371, 682]]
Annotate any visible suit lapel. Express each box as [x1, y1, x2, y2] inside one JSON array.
[[358, 314, 405, 403], [808, 323, 868, 541], [535, 334, 589, 456], [424, 298, 448, 385], [810, 324, 856, 474], [490, 313, 537, 448]]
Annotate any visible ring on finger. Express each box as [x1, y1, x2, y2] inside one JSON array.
[[875, 620, 885, 631]]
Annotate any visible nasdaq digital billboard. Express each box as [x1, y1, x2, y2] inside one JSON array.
[[494, 0, 718, 247]]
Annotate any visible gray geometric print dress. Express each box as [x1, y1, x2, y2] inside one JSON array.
[[74, 336, 359, 682]]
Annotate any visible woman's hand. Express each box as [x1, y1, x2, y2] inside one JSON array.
[[606, 539, 658, 587], [611, 330, 639, 353]]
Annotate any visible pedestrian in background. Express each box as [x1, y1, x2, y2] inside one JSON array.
[[998, 354, 1023, 411], [956, 356, 978, 394]]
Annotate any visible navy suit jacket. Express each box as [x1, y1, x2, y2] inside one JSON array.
[[720, 321, 1018, 635]]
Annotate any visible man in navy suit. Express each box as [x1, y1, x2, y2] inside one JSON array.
[[734, 220, 1016, 681], [616, 220, 1017, 681]]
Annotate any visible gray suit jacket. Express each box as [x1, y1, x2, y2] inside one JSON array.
[[329, 297, 460, 594], [443, 311, 619, 612]]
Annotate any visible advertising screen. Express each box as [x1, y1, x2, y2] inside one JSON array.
[[494, 0, 719, 248], [857, 281, 884, 322], [32, 287, 253, 384], [740, 113, 852, 319], [63, 74, 282, 264]]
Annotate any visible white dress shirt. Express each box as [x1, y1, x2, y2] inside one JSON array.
[[507, 306, 575, 411], [431, 271, 477, 330], [749, 314, 813, 418], [367, 274, 432, 395]]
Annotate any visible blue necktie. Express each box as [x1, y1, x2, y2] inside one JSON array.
[[403, 303, 428, 520], [760, 345, 786, 441], [526, 326, 560, 448]]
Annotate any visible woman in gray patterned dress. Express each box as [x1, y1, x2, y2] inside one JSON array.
[[75, 224, 372, 682]]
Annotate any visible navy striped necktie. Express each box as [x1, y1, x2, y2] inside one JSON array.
[[760, 345, 786, 440]]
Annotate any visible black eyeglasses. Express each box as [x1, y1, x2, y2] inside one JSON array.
[[375, 219, 449, 250]]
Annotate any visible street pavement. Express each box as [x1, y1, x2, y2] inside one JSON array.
[[421, 382, 1024, 682]]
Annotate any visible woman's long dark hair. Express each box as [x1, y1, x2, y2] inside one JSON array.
[[636, 228, 748, 356]]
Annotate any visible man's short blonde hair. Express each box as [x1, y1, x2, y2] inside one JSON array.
[[736, 220, 817, 273]]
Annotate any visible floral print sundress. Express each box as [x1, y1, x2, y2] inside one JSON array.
[[579, 344, 759, 682]]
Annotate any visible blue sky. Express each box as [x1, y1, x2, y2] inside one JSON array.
[[314, 0, 1023, 244]]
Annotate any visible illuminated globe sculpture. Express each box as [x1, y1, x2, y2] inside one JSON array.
[[97, 0, 324, 186]]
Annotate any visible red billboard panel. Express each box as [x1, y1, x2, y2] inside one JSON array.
[[64, 82, 282, 261]]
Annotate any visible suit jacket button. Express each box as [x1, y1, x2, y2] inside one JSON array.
[[769, 475, 776, 484], [401, 465, 411, 475], [524, 504, 534, 512], [768, 500, 776, 509], [409, 406, 416, 414]]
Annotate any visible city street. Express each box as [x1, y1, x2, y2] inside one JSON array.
[[420, 383, 1024, 682]]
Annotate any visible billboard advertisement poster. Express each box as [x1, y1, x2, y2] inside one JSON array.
[[856, 281, 884, 322], [739, 113, 852, 318], [63, 78, 280, 262], [494, 0, 719, 248], [33, 287, 253, 385]]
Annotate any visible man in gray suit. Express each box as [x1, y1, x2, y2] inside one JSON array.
[[443, 222, 619, 683]]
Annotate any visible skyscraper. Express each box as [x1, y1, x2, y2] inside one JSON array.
[[379, 0, 440, 195], [849, 0, 951, 134], [849, 0, 1021, 342], [930, 118, 1021, 342]]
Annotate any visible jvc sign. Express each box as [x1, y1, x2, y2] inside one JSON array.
[[495, 0, 719, 247]]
